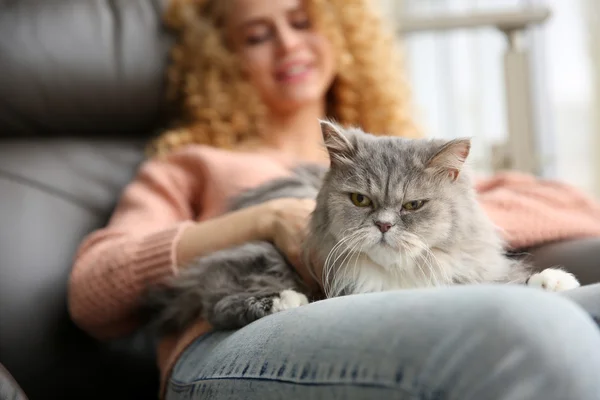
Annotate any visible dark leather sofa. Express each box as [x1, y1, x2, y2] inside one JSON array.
[[1, 1, 599, 399], [0, 1, 171, 399]]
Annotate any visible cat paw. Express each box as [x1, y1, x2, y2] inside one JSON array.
[[527, 268, 580, 292], [270, 290, 309, 313]]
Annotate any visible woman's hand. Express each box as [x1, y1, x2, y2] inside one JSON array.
[[260, 197, 317, 286]]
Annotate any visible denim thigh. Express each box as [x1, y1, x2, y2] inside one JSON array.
[[166, 284, 600, 400]]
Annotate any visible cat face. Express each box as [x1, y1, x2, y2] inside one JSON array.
[[316, 120, 473, 271]]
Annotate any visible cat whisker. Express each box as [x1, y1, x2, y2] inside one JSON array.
[[324, 232, 362, 281], [404, 244, 431, 286], [323, 231, 365, 296], [416, 247, 443, 285], [352, 238, 367, 280], [346, 234, 368, 295], [411, 237, 448, 286], [402, 233, 445, 286], [330, 233, 363, 267], [401, 234, 432, 284], [418, 245, 449, 284], [418, 249, 441, 285], [323, 232, 357, 272], [332, 232, 368, 296]]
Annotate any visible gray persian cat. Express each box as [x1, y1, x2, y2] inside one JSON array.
[[142, 120, 579, 334]]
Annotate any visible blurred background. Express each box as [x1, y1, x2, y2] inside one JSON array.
[[379, 0, 600, 197]]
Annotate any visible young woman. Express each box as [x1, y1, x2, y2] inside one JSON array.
[[68, 0, 600, 399]]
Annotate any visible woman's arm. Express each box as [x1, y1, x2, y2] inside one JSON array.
[[176, 204, 271, 266], [177, 197, 320, 292], [67, 150, 269, 341]]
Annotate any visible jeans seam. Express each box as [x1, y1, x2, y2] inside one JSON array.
[[169, 375, 437, 399]]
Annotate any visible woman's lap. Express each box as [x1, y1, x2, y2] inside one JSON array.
[[166, 284, 600, 400]]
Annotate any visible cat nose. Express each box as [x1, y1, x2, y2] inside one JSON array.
[[375, 221, 393, 233]]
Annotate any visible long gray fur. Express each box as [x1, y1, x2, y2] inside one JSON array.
[[140, 164, 326, 334], [306, 121, 533, 297], [142, 121, 536, 334]]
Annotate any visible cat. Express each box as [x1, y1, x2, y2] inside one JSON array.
[[305, 120, 580, 297], [141, 120, 580, 335]]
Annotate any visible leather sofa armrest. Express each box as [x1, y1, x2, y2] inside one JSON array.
[[0, 139, 157, 400], [527, 238, 600, 286]]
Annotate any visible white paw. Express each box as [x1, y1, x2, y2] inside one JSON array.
[[527, 268, 580, 292], [271, 290, 309, 313]]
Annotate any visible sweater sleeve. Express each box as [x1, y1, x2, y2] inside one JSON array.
[[67, 151, 201, 340], [475, 171, 600, 249]]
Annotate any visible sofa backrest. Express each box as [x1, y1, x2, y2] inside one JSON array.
[[0, 0, 173, 138]]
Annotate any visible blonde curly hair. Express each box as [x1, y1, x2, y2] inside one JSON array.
[[148, 0, 422, 156]]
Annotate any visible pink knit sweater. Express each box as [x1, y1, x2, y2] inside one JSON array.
[[67, 144, 600, 397]]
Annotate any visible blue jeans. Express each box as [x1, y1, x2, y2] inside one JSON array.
[[165, 284, 600, 399]]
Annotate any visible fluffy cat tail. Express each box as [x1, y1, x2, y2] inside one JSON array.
[[139, 283, 203, 336]]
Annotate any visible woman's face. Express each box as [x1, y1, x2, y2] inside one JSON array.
[[228, 0, 336, 114]]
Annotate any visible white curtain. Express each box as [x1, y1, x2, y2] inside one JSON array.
[[535, 0, 599, 196], [378, 0, 600, 197]]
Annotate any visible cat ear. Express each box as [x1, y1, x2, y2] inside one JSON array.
[[426, 138, 471, 181], [319, 119, 355, 165]]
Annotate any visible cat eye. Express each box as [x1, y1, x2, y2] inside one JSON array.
[[350, 193, 372, 207], [402, 200, 427, 211]]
